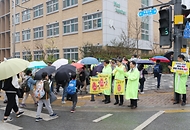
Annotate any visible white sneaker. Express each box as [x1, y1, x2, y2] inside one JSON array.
[[62, 101, 66, 104], [140, 92, 144, 94]]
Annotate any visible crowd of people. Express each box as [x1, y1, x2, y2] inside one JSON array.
[[0, 54, 188, 123]]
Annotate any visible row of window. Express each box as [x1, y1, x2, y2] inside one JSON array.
[[13, 12, 102, 42], [14, 48, 79, 61], [13, 0, 93, 24]]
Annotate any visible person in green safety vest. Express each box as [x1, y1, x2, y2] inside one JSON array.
[[101, 60, 112, 104], [173, 54, 188, 106], [113, 59, 125, 106]]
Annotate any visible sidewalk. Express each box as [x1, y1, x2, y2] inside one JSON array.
[[1, 87, 189, 109]]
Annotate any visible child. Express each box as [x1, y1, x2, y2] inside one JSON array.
[[35, 72, 58, 122], [67, 74, 82, 113]]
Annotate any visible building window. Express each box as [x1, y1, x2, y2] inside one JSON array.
[[47, 0, 59, 14], [47, 49, 59, 59], [141, 0, 149, 41], [22, 0, 29, 3], [47, 23, 59, 37], [33, 4, 43, 18], [34, 26, 43, 39], [83, 12, 102, 31], [12, 13, 20, 25], [22, 10, 30, 22], [63, 18, 78, 34], [141, 0, 149, 7], [14, 32, 20, 43], [63, 48, 78, 60], [141, 50, 149, 54], [34, 50, 43, 60], [15, 0, 19, 5], [22, 51, 31, 60], [22, 29, 31, 41], [63, 0, 78, 8], [15, 52, 20, 58]]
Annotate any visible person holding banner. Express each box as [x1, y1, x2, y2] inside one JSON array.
[[125, 61, 140, 109], [173, 54, 188, 106], [101, 60, 112, 104], [113, 59, 125, 106]]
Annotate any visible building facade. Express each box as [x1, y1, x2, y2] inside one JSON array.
[[0, 0, 11, 61], [8, 0, 171, 61]]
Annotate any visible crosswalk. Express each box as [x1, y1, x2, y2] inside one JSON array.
[[0, 107, 58, 130]]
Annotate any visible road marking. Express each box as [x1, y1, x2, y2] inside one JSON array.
[[93, 114, 113, 123], [134, 111, 164, 130], [0, 122, 23, 130], [165, 109, 190, 113], [0, 107, 57, 121]]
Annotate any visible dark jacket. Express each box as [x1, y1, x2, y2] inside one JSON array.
[[79, 70, 86, 82], [3, 77, 17, 93], [41, 80, 50, 99]]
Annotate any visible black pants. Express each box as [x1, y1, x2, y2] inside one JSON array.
[[130, 99, 137, 107], [175, 92, 186, 103], [104, 95, 110, 102], [115, 95, 123, 104], [139, 78, 145, 92], [69, 93, 77, 110], [4, 93, 18, 117]]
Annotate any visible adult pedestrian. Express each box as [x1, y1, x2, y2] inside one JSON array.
[[173, 54, 188, 106], [138, 64, 146, 94], [113, 59, 125, 106], [125, 61, 140, 109], [3, 75, 24, 122], [20, 70, 37, 108], [36, 72, 58, 122], [61, 79, 69, 104], [102, 60, 112, 104], [153, 60, 162, 90], [79, 67, 87, 93]]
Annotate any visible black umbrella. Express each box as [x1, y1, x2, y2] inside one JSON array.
[[34, 66, 56, 80], [92, 64, 104, 76], [55, 64, 76, 82], [164, 51, 174, 60]]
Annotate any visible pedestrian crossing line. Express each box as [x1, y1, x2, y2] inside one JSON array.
[[93, 114, 113, 123], [0, 121, 23, 130], [134, 111, 165, 130], [0, 107, 57, 121]]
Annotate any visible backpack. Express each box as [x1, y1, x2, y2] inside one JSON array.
[[67, 80, 76, 95], [153, 64, 160, 74], [34, 80, 45, 99], [21, 78, 30, 92]]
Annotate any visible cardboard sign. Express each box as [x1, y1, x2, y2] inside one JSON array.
[[114, 79, 125, 95], [98, 74, 111, 91], [171, 61, 190, 75], [90, 77, 101, 94]]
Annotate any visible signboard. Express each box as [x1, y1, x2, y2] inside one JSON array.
[[171, 61, 190, 75], [98, 74, 111, 91], [114, 1, 126, 15], [183, 21, 190, 39], [90, 77, 101, 94], [114, 79, 125, 95], [138, 8, 158, 17]]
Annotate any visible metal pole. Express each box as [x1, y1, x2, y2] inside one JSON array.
[[173, 0, 182, 101], [12, 0, 16, 58]]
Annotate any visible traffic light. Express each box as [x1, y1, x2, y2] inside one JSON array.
[[182, 4, 190, 25], [159, 6, 172, 48]]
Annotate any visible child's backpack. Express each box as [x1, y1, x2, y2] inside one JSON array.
[[34, 80, 45, 99], [67, 80, 76, 95], [21, 77, 30, 92], [153, 64, 160, 74]]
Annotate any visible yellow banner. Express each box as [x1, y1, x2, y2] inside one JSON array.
[[114, 79, 125, 95], [98, 74, 111, 91], [171, 61, 190, 75], [90, 77, 101, 94]]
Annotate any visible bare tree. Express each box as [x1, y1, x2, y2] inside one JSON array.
[[22, 44, 32, 61]]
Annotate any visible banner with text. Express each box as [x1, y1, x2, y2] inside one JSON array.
[[90, 77, 101, 94], [98, 74, 111, 91], [114, 79, 125, 95], [171, 61, 190, 75]]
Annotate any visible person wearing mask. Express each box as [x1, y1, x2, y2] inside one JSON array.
[[102, 60, 112, 104], [36, 72, 58, 122], [153, 60, 162, 90], [113, 59, 125, 106], [3, 75, 24, 122], [20, 70, 37, 108], [125, 61, 140, 109], [173, 54, 188, 106]]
